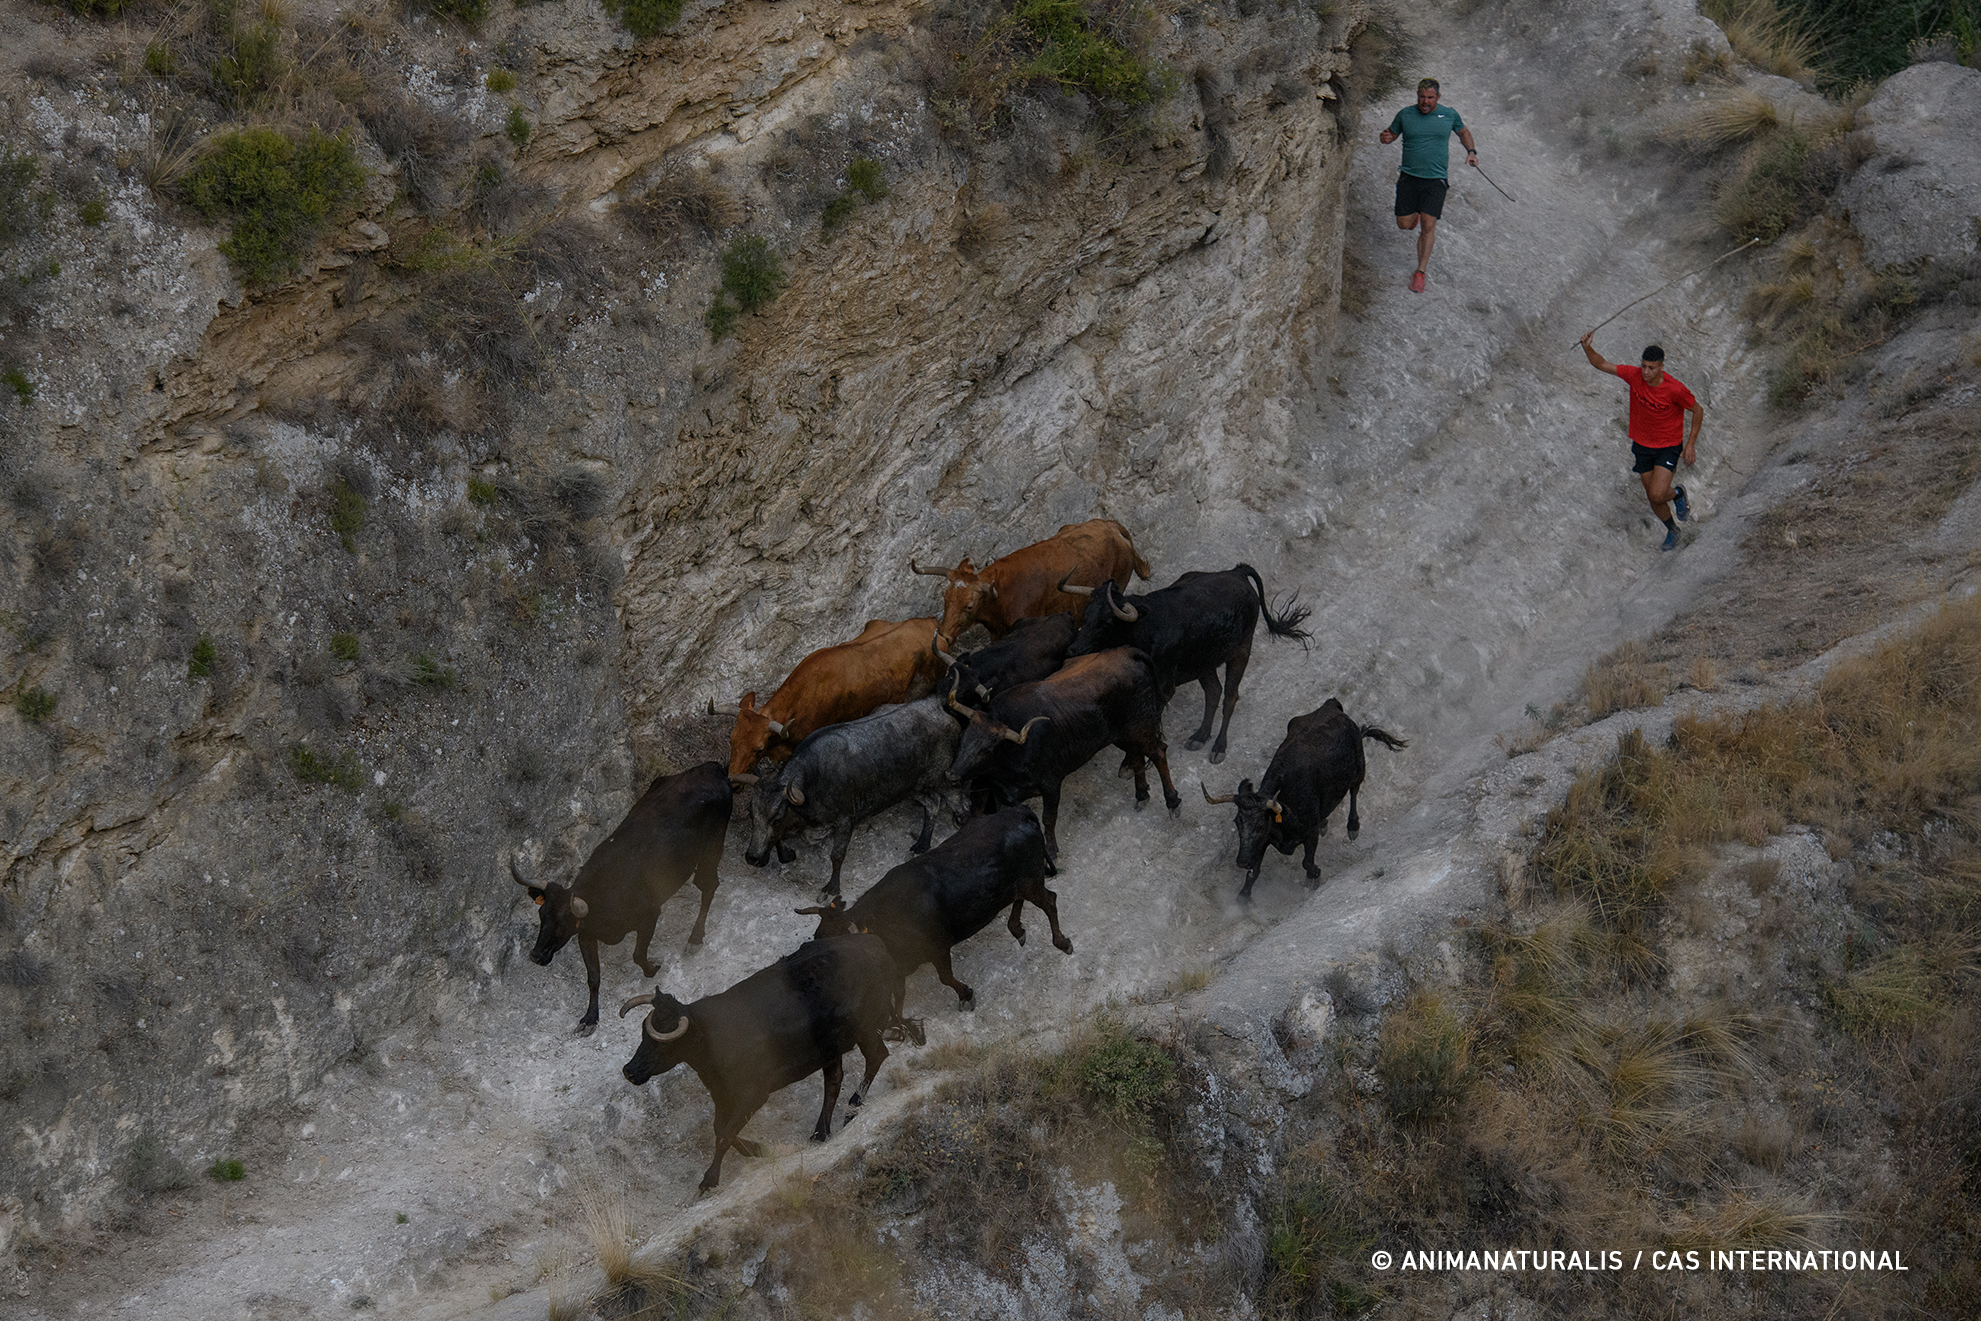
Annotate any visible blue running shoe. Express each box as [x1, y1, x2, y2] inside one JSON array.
[[1661, 528, 1679, 552], [1673, 485, 1690, 522]]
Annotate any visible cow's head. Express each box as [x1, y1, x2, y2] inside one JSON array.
[[717, 692, 795, 778], [1203, 780, 1283, 887], [512, 854, 589, 964], [1064, 578, 1137, 657], [945, 685, 1048, 784], [742, 774, 805, 867], [915, 557, 996, 648], [618, 990, 694, 1085], [794, 896, 854, 940]]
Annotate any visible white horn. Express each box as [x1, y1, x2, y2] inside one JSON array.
[[1002, 715, 1050, 745], [644, 1014, 690, 1042], [618, 992, 657, 1017]]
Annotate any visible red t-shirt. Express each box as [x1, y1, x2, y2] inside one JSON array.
[[1617, 365, 1698, 448]]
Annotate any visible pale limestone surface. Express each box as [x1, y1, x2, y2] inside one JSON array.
[[1836, 60, 1981, 270]]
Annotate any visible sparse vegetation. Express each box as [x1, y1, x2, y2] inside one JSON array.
[[411, 653, 458, 688], [821, 156, 889, 237], [1702, 0, 1819, 81], [204, 0, 287, 110], [705, 234, 786, 339], [427, 0, 492, 21], [1786, 0, 1980, 87], [328, 475, 366, 550], [485, 67, 516, 93], [330, 631, 360, 661], [603, 0, 684, 38], [78, 195, 108, 226], [206, 1158, 246, 1182], [466, 475, 498, 505], [621, 171, 738, 247], [289, 743, 362, 789], [3, 369, 32, 402], [188, 633, 218, 679], [505, 105, 531, 148], [14, 687, 58, 723], [182, 127, 366, 285]]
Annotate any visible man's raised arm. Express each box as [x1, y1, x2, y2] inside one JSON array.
[[1580, 332, 1619, 376]]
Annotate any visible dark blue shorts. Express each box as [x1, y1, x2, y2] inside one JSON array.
[[1394, 173, 1448, 219], [1631, 443, 1680, 474]]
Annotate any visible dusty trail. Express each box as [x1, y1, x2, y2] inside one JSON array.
[[22, 4, 1893, 1319]]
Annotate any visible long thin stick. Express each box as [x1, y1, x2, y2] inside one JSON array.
[[1471, 161, 1517, 203], [1574, 237, 1763, 345]]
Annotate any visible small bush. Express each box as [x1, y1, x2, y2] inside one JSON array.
[[703, 298, 738, 339], [14, 687, 58, 723], [820, 191, 861, 237], [330, 631, 360, 661], [143, 41, 176, 76], [466, 475, 498, 505], [126, 1137, 195, 1194], [505, 106, 531, 147], [846, 156, 888, 203], [1375, 988, 1472, 1126], [1072, 1019, 1175, 1126], [183, 128, 366, 285], [921, 0, 1169, 138], [621, 172, 738, 246], [1262, 1176, 1381, 1317], [188, 633, 218, 679], [485, 67, 516, 93], [3, 370, 32, 402], [1716, 128, 1814, 243], [428, 0, 492, 21], [328, 475, 366, 550], [289, 743, 362, 790], [1702, 0, 1819, 81], [207, 1158, 246, 1182], [78, 195, 108, 226], [721, 233, 784, 312], [411, 653, 458, 688], [205, 0, 286, 111], [603, 0, 684, 38]]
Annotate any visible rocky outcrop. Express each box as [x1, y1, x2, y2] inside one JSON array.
[[1835, 60, 1981, 271]]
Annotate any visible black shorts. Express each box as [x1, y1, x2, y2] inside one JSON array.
[[1394, 173, 1449, 219], [1631, 443, 1680, 474]]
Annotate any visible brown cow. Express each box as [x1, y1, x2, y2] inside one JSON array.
[[715, 617, 947, 777], [913, 519, 1153, 648]]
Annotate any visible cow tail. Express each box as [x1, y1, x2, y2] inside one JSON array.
[[1239, 563, 1315, 647], [1133, 550, 1154, 581], [1360, 725, 1409, 751]]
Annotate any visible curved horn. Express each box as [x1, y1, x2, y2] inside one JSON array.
[[707, 698, 742, 718], [728, 773, 759, 788], [509, 852, 536, 887], [975, 684, 992, 702], [910, 559, 953, 577], [1057, 574, 1095, 597], [618, 991, 657, 1018], [644, 1014, 690, 1043], [1265, 797, 1286, 817], [947, 686, 983, 719], [766, 719, 789, 738], [785, 784, 806, 806], [569, 897, 588, 921], [1106, 583, 1139, 622], [1201, 781, 1237, 806], [931, 631, 958, 666], [1001, 715, 1050, 745]]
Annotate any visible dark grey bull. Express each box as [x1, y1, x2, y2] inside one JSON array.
[[796, 804, 1071, 1010], [740, 697, 962, 897], [619, 933, 917, 1191], [1203, 698, 1407, 899], [514, 761, 731, 1031], [932, 613, 1077, 705]]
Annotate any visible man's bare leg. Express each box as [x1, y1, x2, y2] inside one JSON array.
[[1640, 468, 1675, 523], [1414, 214, 1438, 274]]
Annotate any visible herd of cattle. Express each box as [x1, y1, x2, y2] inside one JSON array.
[[511, 520, 1407, 1191]]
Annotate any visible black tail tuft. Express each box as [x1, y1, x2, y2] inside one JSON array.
[[1236, 563, 1314, 647], [1360, 725, 1408, 751]]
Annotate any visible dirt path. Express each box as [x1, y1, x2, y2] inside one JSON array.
[[19, 2, 1981, 1318]]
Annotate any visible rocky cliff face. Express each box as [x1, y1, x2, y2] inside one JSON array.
[[0, 0, 1368, 1247]]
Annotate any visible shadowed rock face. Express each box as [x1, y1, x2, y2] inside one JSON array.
[[1836, 61, 1981, 271]]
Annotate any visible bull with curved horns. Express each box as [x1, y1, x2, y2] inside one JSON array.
[[912, 519, 1153, 648]]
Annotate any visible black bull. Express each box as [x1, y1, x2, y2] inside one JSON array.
[[1064, 562, 1313, 765], [1204, 698, 1407, 899], [515, 761, 731, 1031], [618, 934, 917, 1191]]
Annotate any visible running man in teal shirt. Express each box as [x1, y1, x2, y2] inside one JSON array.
[[1377, 78, 1478, 292]]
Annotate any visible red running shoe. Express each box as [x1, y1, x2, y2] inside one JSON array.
[[1409, 270, 1427, 293]]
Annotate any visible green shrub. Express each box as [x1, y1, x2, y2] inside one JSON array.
[[703, 297, 739, 340], [720, 234, 785, 312], [289, 743, 362, 790], [14, 687, 57, 723], [604, 0, 684, 38], [820, 191, 861, 237], [485, 67, 516, 93], [206, 1158, 246, 1182], [328, 475, 366, 550], [1072, 1021, 1176, 1126], [205, 0, 285, 110], [79, 195, 108, 226], [1715, 128, 1813, 243], [846, 156, 888, 203], [183, 128, 366, 285], [466, 475, 497, 505], [1013, 0, 1158, 104], [428, 0, 492, 20], [923, 0, 1167, 136], [3, 369, 31, 402], [143, 41, 176, 76], [505, 106, 531, 147], [188, 633, 218, 679], [330, 631, 360, 661], [1262, 1176, 1382, 1317], [1786, 0, 1978, 86], [412, 653, 458, 688], [1, 149, 50, 249], [1375, 989, 1473, 1126]]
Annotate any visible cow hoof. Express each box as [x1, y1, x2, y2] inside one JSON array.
[[1135, 796, 1149, 812], [1208, 748, 1226, 765], [575, 1020, 599, 1037], [1185, 736, 1207, 751], [777, 845, 797, 864], [960, 996, 977, 1013], [848, 1092, 864, 1108], [809, 1129, 830, 1144], [1055, 936, 1074, 954], [1116, 763, 1136, 780], [1167, 799, 1181, 817], [1012, 927, 1027, 946], [1043, 858, 1058, 878], [1347, 830, 1360, 842]]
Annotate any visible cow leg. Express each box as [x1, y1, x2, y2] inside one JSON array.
[[1040, 784, 1062, 865], [701, 1101, 759, 1191], [1209, 651, 1250, 765], [631, 923, 661, 979], [848, 1033, 890, 1107], [1346, 787, 1361, 840], [1186, 670, 1223, 752], [578, 937, 602, 1033], [812, 1057, 844, 1141], [1021, 876, 1075, 954], [1007, 897, 1028, 946], [824, 823, 854, 897], [687, 875, 718, 948], [908, 797, 935, 855], [1149, 740, 1183, 815], [1130, 756, 1151, 809], [933, 947, 976, 1009], [1303, 832, 1323, 885]]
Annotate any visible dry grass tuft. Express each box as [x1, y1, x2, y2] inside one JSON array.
[[620, 171, 740, 248], [1702, 0, 1818, 82], [1582, 641, 1671, 719], [576, 1178, 633, 1284], [1668, 86, 1779, 151]]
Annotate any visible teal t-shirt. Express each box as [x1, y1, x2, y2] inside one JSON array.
[[1387, 104, 1466, 179]]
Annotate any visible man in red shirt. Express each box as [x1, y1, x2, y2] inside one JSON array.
[[1580, 333, 1704, 551]]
